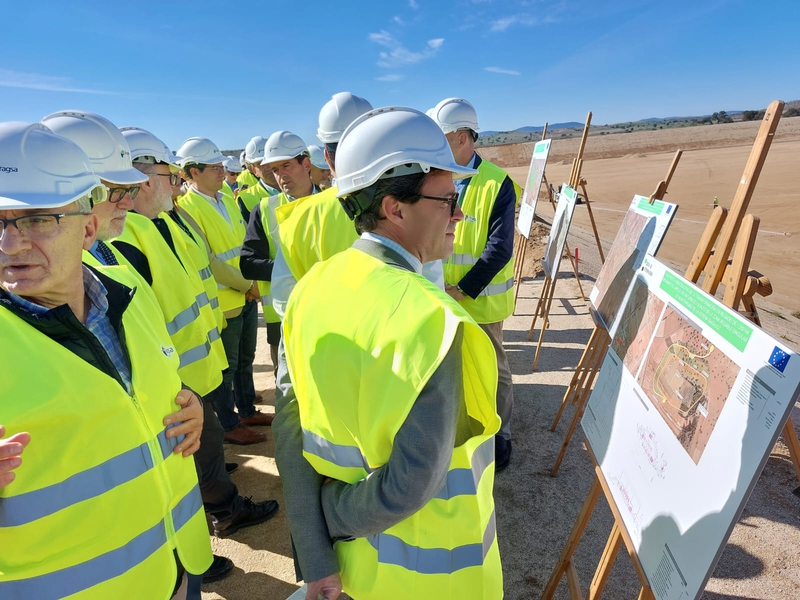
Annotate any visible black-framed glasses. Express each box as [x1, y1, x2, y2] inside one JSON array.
[[154, 173, 181, 186], [106, 185, 140, 204], [413, 193, 460, 216], [0, 212, 89, 240]]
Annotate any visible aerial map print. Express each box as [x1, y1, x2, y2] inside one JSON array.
[[636, 306, 740, 464], [610, 276, 665, 376]]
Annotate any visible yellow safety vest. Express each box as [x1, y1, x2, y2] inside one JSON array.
[[114, 212, 223, 396], [275, 186, 357, 282], [257, 191, 293, 323], [238, 180, 273, 214], [237, 169, 259, 197], [285, 248, 503, 599], [178, 187, 247, 314], [0, 266, 212, 598], [163, 213, 227, 368], [444, 160, 517, 324]]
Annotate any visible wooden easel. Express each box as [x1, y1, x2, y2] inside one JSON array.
[[570, 112, 605, 264], [542, 101, 798, 600], [526, 165, 586, 371], [549, 150, 683, 476]]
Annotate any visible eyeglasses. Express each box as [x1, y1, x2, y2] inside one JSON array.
[[413, 193, 460, 216], [0, 212, 88, 240], [106, 185, 140, 203], [154, 173, 182, 186], [203, 165, 225, 173]]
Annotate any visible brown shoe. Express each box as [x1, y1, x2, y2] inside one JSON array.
[[223, 426, 266, 445], [239, 410, 275, 427]]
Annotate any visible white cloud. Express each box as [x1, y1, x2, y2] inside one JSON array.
[[368, 30, 445, 68], [409, 0, 419, 8], [0, 69, 116, 95], [490, 13, 538, 32], [393, 15, 405, 25], [376, 74, 404, 82], [485, 66, 521, 76]]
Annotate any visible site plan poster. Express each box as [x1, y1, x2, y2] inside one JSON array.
[[589, 195, 678, 331], [516, 139, 552, 238], [541, 183, 577, 279], [582, 256, 800, 600]]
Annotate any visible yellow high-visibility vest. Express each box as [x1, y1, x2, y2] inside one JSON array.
[[275, 186, 357, 282], [237, 169, 259, 196], [238, 180, 273, 214], [0, 266, 212, 598], [178, 187, 247, 314], [444, 160, 518, 324], [114, 212, 223, 395], [162, 213, 227, 368], [285, 247, 503, 599]]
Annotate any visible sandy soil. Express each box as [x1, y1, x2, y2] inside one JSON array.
[[201, 117, 800, 600]]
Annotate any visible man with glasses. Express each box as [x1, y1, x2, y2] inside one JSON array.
[[176, 138, 271, 445], [41, 111, 148, 268], [428, 98, 519, 471], [0, 121, 212, 599]]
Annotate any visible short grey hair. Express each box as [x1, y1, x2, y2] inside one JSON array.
[[75, 194, 93, 214]]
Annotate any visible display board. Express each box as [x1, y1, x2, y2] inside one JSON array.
[[516, 139, 552, 238], [541, 184, 578, 279], [582, 256, 800, 600], [589, 196, 678, 331]]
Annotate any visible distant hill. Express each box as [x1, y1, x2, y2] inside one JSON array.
[[475, 102, 799, 148]]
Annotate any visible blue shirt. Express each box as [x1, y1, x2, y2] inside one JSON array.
[[5, 266, 133, 393]]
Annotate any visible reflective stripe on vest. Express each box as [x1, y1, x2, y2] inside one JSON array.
[[216, 245, 242, 262], [199, 266, 212, 281], [0, 485, 202, 599], [179, 338, 212, 369], [301, 427, 375, 474], [164, 302, 202, 337], [480, 278, 514, 297], [365, 511, 496, 575]]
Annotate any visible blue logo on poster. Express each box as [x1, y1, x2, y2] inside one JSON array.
[[666, 205, 672, 214], [769, 346, 790, 373]]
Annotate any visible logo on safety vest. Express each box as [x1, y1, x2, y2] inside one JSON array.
[[161, 345, 176, 358]]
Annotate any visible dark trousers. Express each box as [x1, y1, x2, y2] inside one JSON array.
[[216, 301, 258, 429], [194, 388, 238, 513]]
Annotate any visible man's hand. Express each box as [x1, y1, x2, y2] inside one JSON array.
[[305, 573, 342, 600], [245, 281, 260, 302], [163, 390, 203, 457], [445, 284, 465, 302], [0, 425, 31, 489]]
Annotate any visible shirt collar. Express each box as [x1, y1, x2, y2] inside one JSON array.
[[190, 184, 223, 203], [360, 232, 423, 274], [4, 265, 109, 316]]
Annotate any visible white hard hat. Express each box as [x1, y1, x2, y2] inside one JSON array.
[[41, 110, 148, 185], [428, 97, 480, 134], [317, 92, 374, 144], [224, 155, 243, 173], [0, 122, 107, 210], [307, 145, 328, 170], [120, 126, 180, 171], [175, 137, 227, 167], [244, 136, 267, 164], [239, 150, 246, 168], [335, 106, 476, 208], [262, 131, 307, 165]]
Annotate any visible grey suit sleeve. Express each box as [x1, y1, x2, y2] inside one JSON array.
[[272, 336, 339, 582], [321, 326, 464, 539]]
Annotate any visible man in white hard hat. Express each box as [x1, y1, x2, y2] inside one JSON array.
[[41, 110, 148, 268], [239, 130, 317, 372], [237, 135, 280, 216], [307, 144, 332, 190], [237, 148, 259, 191], [176, 137, 272, 445], [0, 121, 211, 598], [116, 129, 279, 576], [279, 107, 503, 599], [430, 97, 519, 470]]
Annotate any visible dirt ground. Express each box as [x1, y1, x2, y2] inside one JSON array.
[[202, 119, 800, 600]]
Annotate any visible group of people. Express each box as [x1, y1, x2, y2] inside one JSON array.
[[0, 92, 519, 599]]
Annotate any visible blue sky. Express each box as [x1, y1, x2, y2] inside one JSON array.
[[2, 0, 798, 151]]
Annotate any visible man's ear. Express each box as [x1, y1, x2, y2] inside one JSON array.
[[381, 194, 404, 225], [82, 213, 99, 250], [301, 156, 312, 175]]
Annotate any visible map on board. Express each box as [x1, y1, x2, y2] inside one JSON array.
[[516, 139, 552, 239], [590, 196, 677, 331], [542, 184, 578, 279]]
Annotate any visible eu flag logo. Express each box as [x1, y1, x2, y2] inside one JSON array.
[[769, 347, 790, 373]]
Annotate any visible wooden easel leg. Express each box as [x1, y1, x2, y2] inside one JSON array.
[[637, 587, 656, 600], [564, 241, 587, 301], [580, 183, 605, 263], [551, 327, 602, 431], [782, 417, 800, 488], [528, 277, 551, 340], [551, 339, 608, 476], [533, 278, 559, 371], [566, 562, 582, 599], [541, 477, 603, 600], [588, 523, 623, 599], [513, 238, 529, 312]]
